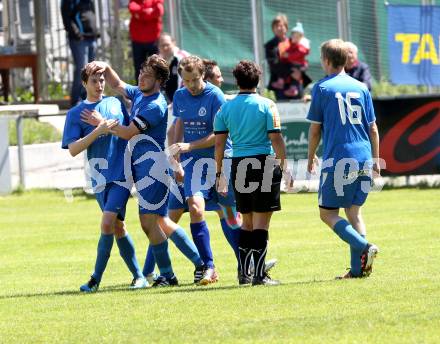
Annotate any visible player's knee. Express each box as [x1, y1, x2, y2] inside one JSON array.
[[189, 204, 203, 219], [101, 220, 114, 234], [114, 221, 126, 238], [156, 216, 165, 227], [242, 220, 252, 230], [156, 217, 169, 233]]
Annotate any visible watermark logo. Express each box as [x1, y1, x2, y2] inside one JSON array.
[[62, 134, 386, 210], [118, 134, 184, 211]]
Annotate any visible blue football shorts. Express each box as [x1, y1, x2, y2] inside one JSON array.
[[131, 151, 170, 216], [95, 182, 131, 221], [167, 183, 222, 212], [181, 156, 235, 209], [318, 170, 373, 209]]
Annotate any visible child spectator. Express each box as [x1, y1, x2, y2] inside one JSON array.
[[273, 22, 311, 99]]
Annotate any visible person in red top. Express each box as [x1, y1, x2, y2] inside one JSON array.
[[273, 22, 311, 99], [129, 0, 164, 81], [278, 22, 310, 67]]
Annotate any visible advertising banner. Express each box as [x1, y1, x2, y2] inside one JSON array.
[[375, 95, 440, 175], [388, 5, 440, 85]]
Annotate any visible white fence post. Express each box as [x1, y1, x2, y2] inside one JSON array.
[[0, 117, 12, 194]]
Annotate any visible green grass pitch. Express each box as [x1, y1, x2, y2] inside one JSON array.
[[0, 188, 439, 343]]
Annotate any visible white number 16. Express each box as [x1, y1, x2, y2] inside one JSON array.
[[335, 92, 362, 125]]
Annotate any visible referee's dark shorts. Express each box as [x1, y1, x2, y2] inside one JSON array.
[[231, 154, 281, 214]]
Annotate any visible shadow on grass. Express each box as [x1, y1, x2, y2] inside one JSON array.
[[0, 278, 336, 300]]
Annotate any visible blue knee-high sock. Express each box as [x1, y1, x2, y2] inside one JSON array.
[[220, 218, 240, 261], [190, 221, 214, 268], [116, 234, 143, 279], [92, 233, 114, 283], [151, 240, 174, 279], [350, 234, 366, 276], [169, 227, 203, 267], [142, 244, 156, 276], [333, 219, 368, 251]]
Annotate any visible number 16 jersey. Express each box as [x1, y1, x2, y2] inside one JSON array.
[[306, 73, 376, 171]]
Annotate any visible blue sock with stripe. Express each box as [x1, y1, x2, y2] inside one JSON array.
[[151, 240, 174, 279], [92, 233, 114, 283], [116, 234, 143, 279], [190, 221, 214, 268], [220, 218, 240, 262], [169, 227, 203, 267], [350, 234, 366, 277], [333, 219, 368, 251], [142, 244, 156, 276]]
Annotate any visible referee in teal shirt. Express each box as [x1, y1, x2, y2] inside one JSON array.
[[214, 60, 292, 286]]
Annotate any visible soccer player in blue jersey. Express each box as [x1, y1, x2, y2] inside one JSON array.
[[153, 60, 277, 281], [169, 55, 242, 285], [62, 68, 148, 292], [143, 116, 243, 284], [214, 60, 291, 286], [306, 39, 380, 279], [83, 55, 205, 287]]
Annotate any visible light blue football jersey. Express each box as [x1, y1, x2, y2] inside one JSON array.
[[214, 92, 281, 157]]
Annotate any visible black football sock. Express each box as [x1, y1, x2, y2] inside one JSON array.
[[238, 229, 253, 277], [251, 229, 269, 279]]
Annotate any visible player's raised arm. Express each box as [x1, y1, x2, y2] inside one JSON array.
[[85, 61, 128, 97], [81, 106, 153, 141]]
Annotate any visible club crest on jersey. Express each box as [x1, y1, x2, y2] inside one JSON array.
[[198, 107, 207, 117]]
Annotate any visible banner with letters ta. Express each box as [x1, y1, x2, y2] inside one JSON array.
[[388, 5, 440, 85]]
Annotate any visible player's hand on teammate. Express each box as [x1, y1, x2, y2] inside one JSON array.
[[166, 152, 185, 183], [166, 144, 186, 183], [307, 154, 319, 174], [85, 61, 108, 75], [169, 142, 191, 154], [81, 109, 105, 127], [96, 119, 119, 135]]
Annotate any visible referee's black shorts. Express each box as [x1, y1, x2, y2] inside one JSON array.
[[231, 154, 281, 214]]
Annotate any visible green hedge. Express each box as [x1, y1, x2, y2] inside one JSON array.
[[7, 118, 61, 146]]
